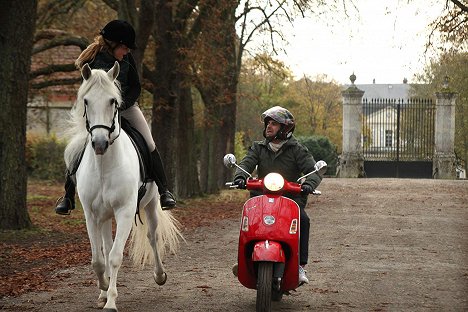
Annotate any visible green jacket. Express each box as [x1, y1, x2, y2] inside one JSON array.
[[234, 136, 322, 209]]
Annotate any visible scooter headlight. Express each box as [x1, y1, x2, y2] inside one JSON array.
[[263, 173, 284, 192]]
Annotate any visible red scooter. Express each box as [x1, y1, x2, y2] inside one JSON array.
[[224, 154, 327, 312]]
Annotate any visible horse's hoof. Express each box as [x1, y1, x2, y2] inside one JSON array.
[[97, 297, 107, 308], [102, 309, 117, 312], [154, 272, 167, 285]]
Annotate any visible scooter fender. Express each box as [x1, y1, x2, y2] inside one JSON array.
[[252, 240, 285, 263]]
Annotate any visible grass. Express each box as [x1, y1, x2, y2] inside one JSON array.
[[0, 226, 51, 242]]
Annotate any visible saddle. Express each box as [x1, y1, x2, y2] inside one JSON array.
[[120, 117, 154, 224], [120, 117, 152, 183]]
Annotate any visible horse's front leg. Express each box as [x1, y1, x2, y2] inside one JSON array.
[[103, 209, 133, 311], [85, 219, 109, 292], [145, 199, 167, 285], [97, 219, 113, 308]]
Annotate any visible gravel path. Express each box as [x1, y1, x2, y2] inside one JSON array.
[[1, 178, 467, 311]]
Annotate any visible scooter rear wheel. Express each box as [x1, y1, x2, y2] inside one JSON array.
[[256, 262, 273, 312]]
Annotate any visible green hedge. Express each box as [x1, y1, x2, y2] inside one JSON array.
[[26, 134, 67, 181], [296, 135, 338, 176]]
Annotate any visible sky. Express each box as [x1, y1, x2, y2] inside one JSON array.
[[265, 0, 446, 85]]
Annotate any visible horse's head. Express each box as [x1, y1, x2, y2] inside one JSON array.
[[80, 61, 122, 155]]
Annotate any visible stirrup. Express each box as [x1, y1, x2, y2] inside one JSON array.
[[160, 191, 176, 210], [55, 196, 72, 215], [162, 206, 176, 211]]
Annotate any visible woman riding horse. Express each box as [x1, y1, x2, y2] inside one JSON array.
[[55, 20, 176, 214], [65, 58, 181, 311]]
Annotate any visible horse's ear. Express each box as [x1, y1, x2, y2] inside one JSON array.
[[107, 61, 120, 81], [82, 63, 92, 80]]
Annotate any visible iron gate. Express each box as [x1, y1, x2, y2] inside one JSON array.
[[362, 98, 435, 178]]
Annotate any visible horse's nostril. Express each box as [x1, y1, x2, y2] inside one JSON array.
[[92, 141, 95, 148]]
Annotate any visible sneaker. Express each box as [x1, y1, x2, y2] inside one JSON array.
[[298, 266, 309, 285]]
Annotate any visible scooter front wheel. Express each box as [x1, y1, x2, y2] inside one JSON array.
[[256, 262, 273, 312]]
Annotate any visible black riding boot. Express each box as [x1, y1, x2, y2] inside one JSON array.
[[151, 149, 176, 209], [55, 175, 76, 215]]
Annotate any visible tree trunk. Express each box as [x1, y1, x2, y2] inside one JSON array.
[[197, 2, 238, 192], [0, 0, 37, 229], [178, 86, 200, 196], [152, 1, 200, 198], [118, 0, 155, 74]]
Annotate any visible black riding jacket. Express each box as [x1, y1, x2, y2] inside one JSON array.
[[90, 51, 141, 110]]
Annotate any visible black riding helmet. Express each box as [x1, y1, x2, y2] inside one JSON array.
[[261, 106, 295, 140], [100, 20, 137, 49]]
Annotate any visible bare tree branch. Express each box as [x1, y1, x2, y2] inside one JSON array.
[[30, 78, 81, 90], [241, 2, 286, 51], [101, 0, 119, 11], [37, 0, 87, 28], [426, 0, 467, 51], [30, 64, 77, 79], [34, 29, 71, 42], [450, 0, 468, 12], [32, 36, 89, 55]]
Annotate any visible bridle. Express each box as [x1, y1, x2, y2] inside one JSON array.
[[83, 98, 121, 145]]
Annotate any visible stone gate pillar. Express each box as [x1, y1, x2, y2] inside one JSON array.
[[433, 77, 457, 179], [338, 74, 365, 178]]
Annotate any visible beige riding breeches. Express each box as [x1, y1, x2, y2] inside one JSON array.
[[120, 104, 156, 152]]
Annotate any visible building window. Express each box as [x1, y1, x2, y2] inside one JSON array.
[[385, 130, 392, 147]]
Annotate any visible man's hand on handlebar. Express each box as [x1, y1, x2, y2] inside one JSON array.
[[233, 178, 246, 189], [301, 184, 314, 195]]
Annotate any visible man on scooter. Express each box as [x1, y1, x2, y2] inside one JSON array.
[[233, 106, 323, 285]]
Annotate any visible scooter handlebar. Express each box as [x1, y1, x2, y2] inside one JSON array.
[[246, 178, 303, 195], [285, 182, 302, 194], [225, 182, 239, 189], [245, 178, 263, 191], [226, 178, 309, 195]]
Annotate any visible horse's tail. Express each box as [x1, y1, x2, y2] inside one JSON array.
[[154, 205, 183, 258], [129, 200, 184, 267]]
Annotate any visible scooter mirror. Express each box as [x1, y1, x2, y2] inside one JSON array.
[[297, 160, 328, 182], [315, 160, 328, 175], [223, 154, 237, 168]]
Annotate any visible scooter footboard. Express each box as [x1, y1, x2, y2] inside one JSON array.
[[252, 240, 285, 262]]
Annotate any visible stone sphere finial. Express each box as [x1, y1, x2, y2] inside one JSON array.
[[350, 72, 356, 84]]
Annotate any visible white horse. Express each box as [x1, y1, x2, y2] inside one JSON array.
[[64, 62, 182, 311]]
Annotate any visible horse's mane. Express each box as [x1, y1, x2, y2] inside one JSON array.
[[64, 68, 122, 169]]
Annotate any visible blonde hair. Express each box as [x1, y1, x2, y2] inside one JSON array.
[[75, 35, 117, 69]]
